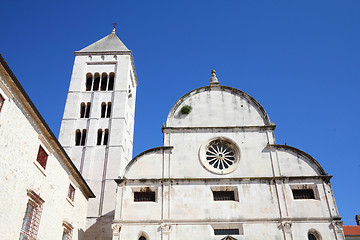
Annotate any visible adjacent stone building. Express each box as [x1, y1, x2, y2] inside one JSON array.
[[0, 55, 95, 240]]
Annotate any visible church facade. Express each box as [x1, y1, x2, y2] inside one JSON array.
[[59, 30, 345, 240]]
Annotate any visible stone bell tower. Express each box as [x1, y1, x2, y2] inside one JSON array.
[[59, 28, 137, 239]]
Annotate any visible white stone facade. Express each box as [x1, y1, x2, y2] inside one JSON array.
[[59, 30, 137, 239], [113, 82, 345, 240], [0, 56, 94, 240]]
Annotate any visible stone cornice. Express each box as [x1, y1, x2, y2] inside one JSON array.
[[162, 125, 276, 133]]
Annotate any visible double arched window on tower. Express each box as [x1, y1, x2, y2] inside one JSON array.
[[101, 102, 112, 118], [80, 102, 91, 118], [75, 129, 87, 146], [97, 129, 109, 146], [86, 72, 115, 91]]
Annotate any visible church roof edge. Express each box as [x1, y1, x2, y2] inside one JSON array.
[[77, 31, 130, 53]]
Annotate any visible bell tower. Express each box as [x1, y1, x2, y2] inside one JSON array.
[[59, 28, 137, 238]]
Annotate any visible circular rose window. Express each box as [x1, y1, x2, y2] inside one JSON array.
[[199, 138, 240, 174]]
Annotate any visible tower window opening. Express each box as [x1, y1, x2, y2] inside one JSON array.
[[93, 73, 100, 91], [97, 129, 103, 145], [139, 237, 146, 240], [76, 129, 87, 146], [86, 73, 92, 91], [101, 102, 106, 118], [101, 73, 108, 91], [106, 102, 112, 118], [85, 102, 91, 118], [213, 191, 235, 201], [81, 129, 87, 146], [80, 103, 86, 118], [0, 94, 4, 112], [75, 130, 81, 146], [108, 72, 115, 90], [103, 129, 109, 145]]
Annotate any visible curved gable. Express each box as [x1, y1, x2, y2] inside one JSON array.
[[268, 144, 326, 176], [165, 86, 271, 128], [123, 147, 173, 179]]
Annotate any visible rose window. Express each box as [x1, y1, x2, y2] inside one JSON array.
[[206, 140, 236, 170], [199, 138, 240, 174]]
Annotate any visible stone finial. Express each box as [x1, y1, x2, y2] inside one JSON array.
[[210, 69, 219, 86], [112, 22, 117, 33]]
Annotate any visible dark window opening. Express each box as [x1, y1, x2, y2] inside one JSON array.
[[80, 103, 85, 118], [101, 102, 106, 118], [292, 189, 315, 199], [101, 73, 108, 91], [97, 129, 103, 146], [108, 72, 115, 90], [139, 237, 146, 240], [86, 73, 92, 91], [213, 191, 235, 201], [68, 184, 75, 201], [103, 129, 109, 145], [308, 233, 317, 240], [75, 130, 81, 146], [214, 229, 239, 235], [106, 102, 112, 118], [81, 129, 87, 146], [85, 102, 91, 118], [93, 73, 100, 91], [0, 94, 4, 112], [36, 146, 48, 169], [134, 191, 155, 202]]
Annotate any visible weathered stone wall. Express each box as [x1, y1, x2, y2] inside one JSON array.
[[0, 71, 89, 240]]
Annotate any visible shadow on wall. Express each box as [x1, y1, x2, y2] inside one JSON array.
[[84, 211, 115, 240]]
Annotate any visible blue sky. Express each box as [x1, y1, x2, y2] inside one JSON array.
[[1, 1, 359, 225]]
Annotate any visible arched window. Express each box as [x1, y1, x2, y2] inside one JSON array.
[[108, 72, 115, 90], [80, 129, 87, 146], [106, 102, 112, 118], [80, 102, 91, 118], [101, 102, 106, 118], [139, 236, 146, 240], [93, 73, 100, 91], [101, 102, 112, 118], [308, 230, 321, 240], [86, 73, 92, 91], [100, 73, 108, 91], [85, 102, 91, 118], [103, 129, 109, 145], [308, 234, 316, 240], [97, 129, 103, 146], [80, 103, 86, 118], [75, 130, 81, 146]]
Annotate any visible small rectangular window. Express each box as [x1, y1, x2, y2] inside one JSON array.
[[36, 146, 48, 169], [0, 94, 4, 112], [213, 191, 235, 201], [292, 189, 315, 199], [134, 191, 155, 202], [68, 184, 75, 201], [214, 229, 239, 235]]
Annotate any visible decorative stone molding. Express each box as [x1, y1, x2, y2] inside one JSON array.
[[160, 223, 171, 234], [332, 220, 344, 232], [282, 222, 292, 233], [111, 224, 122, 233]]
